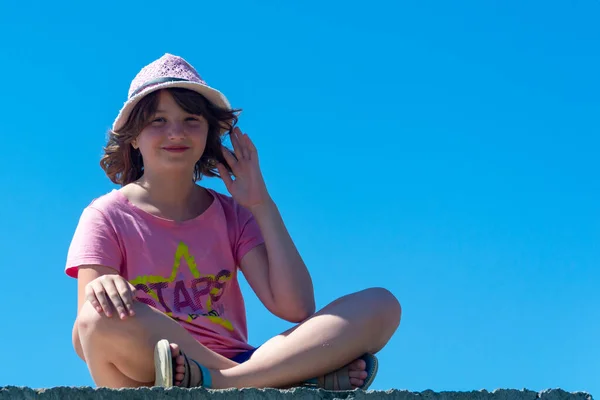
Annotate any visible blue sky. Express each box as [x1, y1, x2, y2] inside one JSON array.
[[0, 0, 598, 396]]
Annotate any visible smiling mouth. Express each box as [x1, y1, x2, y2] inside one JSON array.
[[162, 146, 189, 152]]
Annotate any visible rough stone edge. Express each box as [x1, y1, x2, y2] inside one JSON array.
[[0, 387, 594, 400]]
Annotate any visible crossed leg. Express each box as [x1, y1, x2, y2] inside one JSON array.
[[75, 287, 401, 389]]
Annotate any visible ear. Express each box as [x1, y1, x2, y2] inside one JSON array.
[[131, 139, 138, 149]]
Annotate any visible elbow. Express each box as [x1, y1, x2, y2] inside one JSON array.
[[270, 286, 316, 323], [281, 301, 316, 323]]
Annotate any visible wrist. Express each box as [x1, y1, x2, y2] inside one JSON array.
[[248, 197, 277, 218]]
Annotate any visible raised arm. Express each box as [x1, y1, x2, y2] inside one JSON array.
[[216, 127, 315, 322], [240, 201, 315, 323]]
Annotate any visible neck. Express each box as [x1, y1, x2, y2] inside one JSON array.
[[136, 169, 199, 211]]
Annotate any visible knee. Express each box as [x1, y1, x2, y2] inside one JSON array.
[[76, 300, 114, 340], [362, 287, 402, 327], [72, 301, 108, 361], [72, 321, 85, 361]]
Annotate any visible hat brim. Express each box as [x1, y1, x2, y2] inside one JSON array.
[[112, 81, 233, 133]]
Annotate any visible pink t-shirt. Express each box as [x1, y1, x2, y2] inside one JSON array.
[[65, 188, 264, 358]]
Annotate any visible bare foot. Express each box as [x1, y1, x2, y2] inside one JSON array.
[[169, 341, 367, 389], [346, 358, 368, 388], [312, 357, 369, 390], [168, 343, 185, 386], [168, 343, 205, 387]]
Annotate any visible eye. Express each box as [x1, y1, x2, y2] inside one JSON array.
[[150, 117, 166, 125], [186, 117, 202, 124]]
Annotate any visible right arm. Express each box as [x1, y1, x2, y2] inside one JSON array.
[[76, 265, 136, 319], [68, 205, 132, 360], [67, 206, 134, 319], [72, 265, 135, 361]]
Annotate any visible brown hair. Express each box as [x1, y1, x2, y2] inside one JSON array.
[[100, 88, 240, 186]]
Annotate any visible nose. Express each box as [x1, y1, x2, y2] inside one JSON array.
[[166, 121, 185, 139]]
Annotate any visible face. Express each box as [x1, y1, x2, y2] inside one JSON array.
[[132, 90, 208, 177]]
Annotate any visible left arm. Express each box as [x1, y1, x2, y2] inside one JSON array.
[[217, 127, 316, 322], [242, 199, 315, 322]]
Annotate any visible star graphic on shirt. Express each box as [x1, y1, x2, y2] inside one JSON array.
[[129, 241, 234, 331]]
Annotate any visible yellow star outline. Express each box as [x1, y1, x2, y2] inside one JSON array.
[[129, 241, 234, 331]]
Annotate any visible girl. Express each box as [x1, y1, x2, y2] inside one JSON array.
[[66, 53, 401, 391]]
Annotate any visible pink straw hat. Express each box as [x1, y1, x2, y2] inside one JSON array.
[[112, 53, 232, 133]]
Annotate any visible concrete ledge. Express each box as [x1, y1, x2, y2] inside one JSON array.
[[0, 387, 594, 400]]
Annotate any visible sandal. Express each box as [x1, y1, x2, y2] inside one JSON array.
[[302, 353, 379, 391], [153, 339, 213, 388]]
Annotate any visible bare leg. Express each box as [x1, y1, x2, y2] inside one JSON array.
[[207, 287, 401, 389], [75, 300, 239, 388], [77, 287, 401, 390]]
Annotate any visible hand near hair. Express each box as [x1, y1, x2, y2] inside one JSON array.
[[217, 127, 272, 211]]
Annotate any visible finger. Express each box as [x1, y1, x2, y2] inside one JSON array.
[[221, 146, 236, 165], [85, 284, 104, 315], [91, 281, 113, 317], [237, 130, 250, 160], [231, 127, 250, 160], [128, 282, 138, 294], [230, 127, 243, 159], [221, 147, 240, 175], [104, 279, 128, 319], [114, 279, 135, 317], [128, 282, 141, 303], [243, 133, 258, 160], [244, 133, 257, 152], [217, 162, 234, 189]]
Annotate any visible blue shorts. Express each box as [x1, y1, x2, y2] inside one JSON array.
[[229, 347, 259, 363]]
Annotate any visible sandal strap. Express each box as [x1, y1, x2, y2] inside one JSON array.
[[191, 359, 212, 388], [320, 365, 352, 391], [180, 350, 207, 388], [336, 370, 351, 390], [179, 350, 192, 387], [324, 373, 335, 390]]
